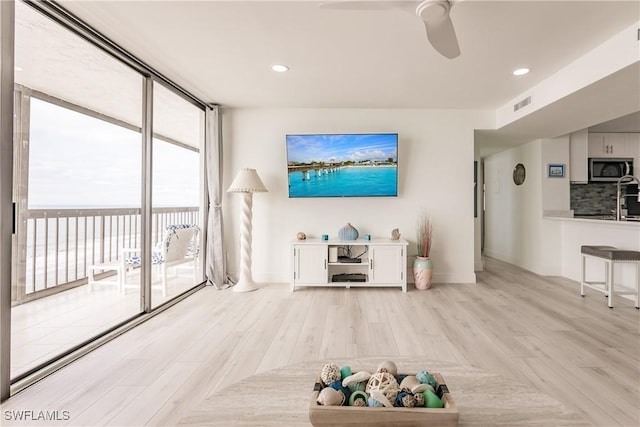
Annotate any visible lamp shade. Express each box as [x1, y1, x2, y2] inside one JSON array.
[[227, 168, 268, 193]]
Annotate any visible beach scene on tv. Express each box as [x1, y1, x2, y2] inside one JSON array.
[[286, 133, 398, 198]]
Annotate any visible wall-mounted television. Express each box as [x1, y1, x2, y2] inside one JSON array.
[[286, 133, 398, 198]]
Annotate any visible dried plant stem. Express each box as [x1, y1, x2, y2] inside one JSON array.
[[417, 212, 433, 258]]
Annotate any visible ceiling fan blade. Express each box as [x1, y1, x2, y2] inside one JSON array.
[[319, 1, 417, 11], [422, 15, 460, 58]]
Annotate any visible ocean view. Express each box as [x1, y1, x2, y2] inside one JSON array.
[[288, 166, 397, 198]]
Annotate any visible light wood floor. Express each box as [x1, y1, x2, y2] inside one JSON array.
[[1, 257, 638, 426], [10, 269, 197, 377]]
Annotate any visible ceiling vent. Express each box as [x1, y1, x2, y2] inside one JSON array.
[[513, 96, 531, 112]]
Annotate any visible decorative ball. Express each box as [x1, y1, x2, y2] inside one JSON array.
[[399, 375, 419, 391], [366, 371, 399, 405], [369, 389, 393, 408], [349, 390, 369, 407], [416, 370, 436, 388], [340, 365, 352, 380], [412, 383, 435, 393], [320, 363, 341, 386], [347, 381, 366, 393], [376, 360, 398, 376], [394, 390, 417, 407], [317, 387, 344, 406], [329, 381, 351, 406], [413, 392, 425, 407], [296, 232, 306, 240], [367, 396, 384, 407], [423, 389, 444, 408], [342, 371, 371, 390], [338, 223, 359, 240]]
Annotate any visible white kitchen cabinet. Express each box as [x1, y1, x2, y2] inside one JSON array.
[[291, 239, 408, 291], [569, 129, 588, 183], [627, 133, 640, 173], [588, 133, 629, 158]]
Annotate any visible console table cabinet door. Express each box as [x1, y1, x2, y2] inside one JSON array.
[[292, 245, 327, 287], [369, 245, 404, 285]]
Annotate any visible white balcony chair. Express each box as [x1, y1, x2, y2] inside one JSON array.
[[121, 224, 200, 297]]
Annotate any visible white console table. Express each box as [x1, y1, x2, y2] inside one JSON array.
[[290, 238, 408, 292]]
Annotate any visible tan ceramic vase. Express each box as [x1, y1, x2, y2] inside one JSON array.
[[413, 256, 433, 290]]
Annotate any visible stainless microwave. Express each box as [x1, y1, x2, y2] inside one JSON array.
[[589, 158, 633, 182]]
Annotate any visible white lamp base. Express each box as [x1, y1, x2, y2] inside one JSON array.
[[234, 192, 259, 293], [233, 279, 257, 293]]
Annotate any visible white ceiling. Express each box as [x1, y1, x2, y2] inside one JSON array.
[[27, 0, 640, 153]]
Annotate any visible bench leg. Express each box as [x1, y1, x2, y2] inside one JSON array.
[[636, 262, 640, 309], [607, 259, 614, 308], [161, 263, 167, 297], [88, 267, 95, 291], [603, 260, 608, 297], [580, 255, 586, 297]]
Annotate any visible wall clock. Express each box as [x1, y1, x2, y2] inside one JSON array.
[[513, 163, 526, 185]]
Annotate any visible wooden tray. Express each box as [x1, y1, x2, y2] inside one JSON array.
[[309, 372, 459, 427]]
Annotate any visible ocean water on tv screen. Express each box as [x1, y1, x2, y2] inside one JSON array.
[[288, 166, 397, 198]]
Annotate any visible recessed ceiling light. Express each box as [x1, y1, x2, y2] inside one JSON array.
[[513, 68, 530, 76], [271, 64, 289, 73]]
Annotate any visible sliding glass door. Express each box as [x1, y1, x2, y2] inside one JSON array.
[[9, 0, 206, 384], [11, 1, 145, 379], [121, 81, 206, 309]]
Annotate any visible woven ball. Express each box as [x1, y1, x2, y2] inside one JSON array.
[[366, 371, 399, 404], [352, 398, 367, 407], [414, 392, 425, 407], [320, 363, 341, 386], [394, 390, 417, 407], [376, 360, 398, 376], [349, 390, 369, 407]]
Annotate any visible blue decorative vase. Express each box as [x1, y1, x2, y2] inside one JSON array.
[[338, 223, 359, 240]]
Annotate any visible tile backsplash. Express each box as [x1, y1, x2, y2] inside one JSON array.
[[570, 183, 619, 215]]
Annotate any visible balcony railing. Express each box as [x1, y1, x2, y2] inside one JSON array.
[[12, 206, 199, 305]]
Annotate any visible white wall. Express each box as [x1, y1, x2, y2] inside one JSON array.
[[222, 108, 492, 285], [484, 140, 544, 272], [483, 136, 571, 275], [541, 136, 570, 211]]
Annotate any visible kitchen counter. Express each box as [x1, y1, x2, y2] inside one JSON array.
[[544, 214, 640, 226], [542, 214, 639, 291]]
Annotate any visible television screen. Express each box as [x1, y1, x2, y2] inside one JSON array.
[[286, 133, 398, 198]]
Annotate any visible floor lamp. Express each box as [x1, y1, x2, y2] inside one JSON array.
[[227, 168, 268, 292]]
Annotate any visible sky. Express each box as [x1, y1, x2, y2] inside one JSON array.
[[286, 133, 398, 164], [28, 97, 200, 209]]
